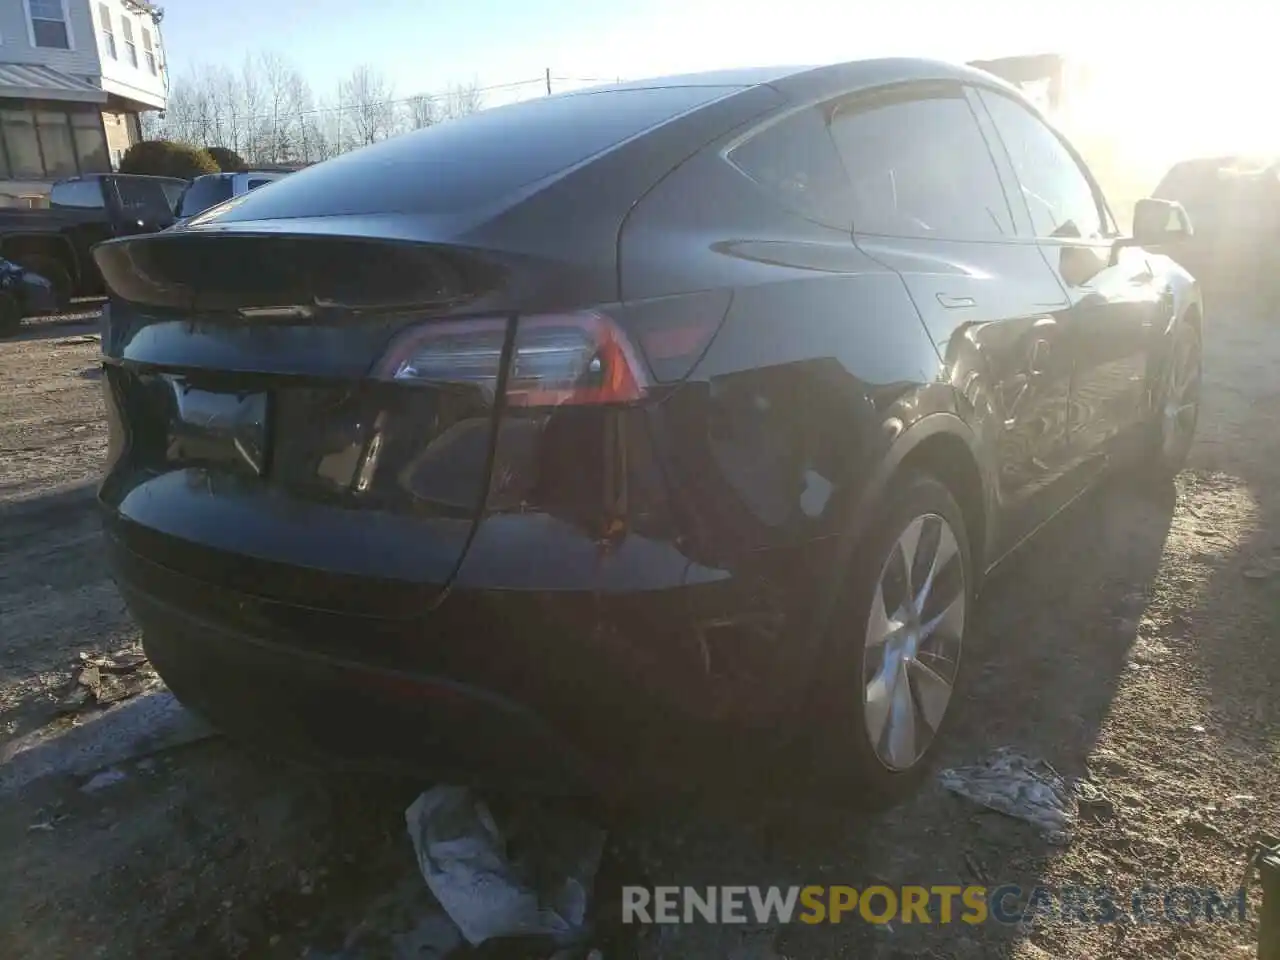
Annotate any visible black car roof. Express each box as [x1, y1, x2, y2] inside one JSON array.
[[567, 57, 1013, 99], [186, 56, 1028, 232]]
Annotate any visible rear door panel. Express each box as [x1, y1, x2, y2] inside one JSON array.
[[1044, 241, 1162, 455], [972, 86, 1162, 463], [830, 82, 1073, 555], [859, 237, 1072, 549]]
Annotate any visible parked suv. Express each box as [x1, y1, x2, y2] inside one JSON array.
[[95, 59, 1203, 805], [172, 171, 289, 224]]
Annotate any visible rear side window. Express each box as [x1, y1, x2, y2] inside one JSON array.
[[977, 89, 1105, 240], [177, 176, 233, 217], [727, 105, 854, 230], [49, 179, 104, 208], [207, 86, 739, 221], [114, 178, 174, 221], [829, 87, 1013, 240], [246, 177, 273, 191], [159, 180, 186, 211]]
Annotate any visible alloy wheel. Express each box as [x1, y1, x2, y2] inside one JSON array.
[[862, 513, 966, 771], [1161, 327, 1201, 460]]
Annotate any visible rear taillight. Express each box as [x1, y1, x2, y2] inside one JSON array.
[[371, 312, 649, 406]]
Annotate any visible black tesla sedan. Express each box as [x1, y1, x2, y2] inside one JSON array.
[[93, 58, 1202, 806]]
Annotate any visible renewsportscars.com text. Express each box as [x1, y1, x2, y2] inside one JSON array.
[[622, 884, 1250, 926]]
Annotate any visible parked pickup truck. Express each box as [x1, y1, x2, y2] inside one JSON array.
[[0, 173, 186, 313]]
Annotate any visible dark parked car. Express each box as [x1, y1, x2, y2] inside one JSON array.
[[1152, 155, 1280, 297], [94, 59, 1202, 804], [0, 173, 183, 312]]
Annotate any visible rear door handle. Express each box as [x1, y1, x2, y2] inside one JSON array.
[[937, 293, 976, 309]]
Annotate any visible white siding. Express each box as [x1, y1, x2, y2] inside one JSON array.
[[0, 0, 102, 79], [0, 1, 165, 111], [95, 0, 164, 110]]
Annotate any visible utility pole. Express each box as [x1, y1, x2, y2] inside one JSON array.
[[545, 67, 552, 96]]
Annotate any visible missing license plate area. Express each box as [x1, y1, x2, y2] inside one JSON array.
[[163, 375, 269, 475]]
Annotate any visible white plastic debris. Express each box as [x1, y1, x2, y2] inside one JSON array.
[[405, 785, 606, 947], [938, 747, 1074, 843]]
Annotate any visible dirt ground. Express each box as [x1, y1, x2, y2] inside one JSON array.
[[1, 297, 1277, 960]]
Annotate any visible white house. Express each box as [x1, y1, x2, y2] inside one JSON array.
[[0, 0, 167, 201]]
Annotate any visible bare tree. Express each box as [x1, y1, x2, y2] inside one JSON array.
[[340, 64, 395, 147], [405, 93, 438, 130], [154, 78, 196, 141], [313, 92, 343, 161], [441, 80, 484, 120], [259, 52, 297, 162], [141, 48, 490, 163], [140, 110, 164, 140], [213, 65, 244, 154], [239, 53, 265, 163], [286, 72, 328, 162]]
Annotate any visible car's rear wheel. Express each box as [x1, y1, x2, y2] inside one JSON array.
[[1146, 321, 1202, 477], [0, 291, 20, 337], [16, 255, 72, 316], [810, 472, 972, 807]]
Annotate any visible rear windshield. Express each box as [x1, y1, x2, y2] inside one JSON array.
[[177, 176, 234, 218], [206, 85, 740, 221]]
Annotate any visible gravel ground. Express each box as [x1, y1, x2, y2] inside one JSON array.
[[0, 299, 1277, 959]]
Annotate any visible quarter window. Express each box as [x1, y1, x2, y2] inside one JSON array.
[[727, 105, 855, 230], [977, 89, 1105, 240], [828, 87, 1013, 240], [29, 0, 70, 49]]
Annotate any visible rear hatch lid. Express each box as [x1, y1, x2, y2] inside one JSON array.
[[96, 229, 512, 611]]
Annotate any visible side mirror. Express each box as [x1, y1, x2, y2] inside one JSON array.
[[1132, 197, 1194, 246]]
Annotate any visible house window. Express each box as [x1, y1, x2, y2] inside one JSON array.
[[1, 111, 43, 179], [29, 0, 71, 49], [121, 17, 137, 67], [142, 27, 156, 74], [36, 111, 77, 177], [0, 107, 110, 180], [72, 113, 110, 173], [99, 3, 116, 59]]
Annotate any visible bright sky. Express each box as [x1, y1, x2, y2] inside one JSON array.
[[160, 0, 1276, 169]]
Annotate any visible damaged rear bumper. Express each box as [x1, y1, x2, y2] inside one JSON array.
[[104, 522, 827, 794]]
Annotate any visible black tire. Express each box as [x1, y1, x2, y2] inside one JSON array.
[[1142, 321, 1202, 478], [16, 255, 72, 316], [804, 471, 973, 809], [0, 292, 20, 337]]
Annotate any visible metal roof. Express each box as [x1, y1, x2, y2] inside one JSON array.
[[0, 64, 106, 104]]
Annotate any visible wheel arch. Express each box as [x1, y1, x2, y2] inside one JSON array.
[[807, 411, 992, 654], [894, 426, 989, 577]]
